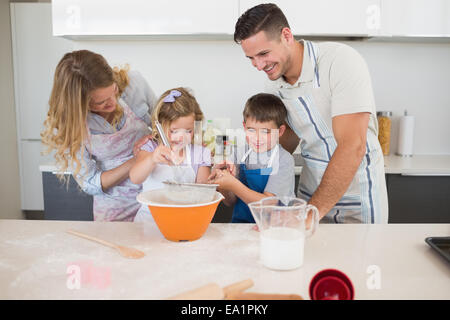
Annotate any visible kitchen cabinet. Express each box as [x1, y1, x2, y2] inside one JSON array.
[[11, 3, 73, 140], [11, 3, 73, 210], [239, 0, 382, 36], [52, 0, 239, 38], [386, 174, 450, 223], [380, 0, 450, 37], [42, 172, 93, 221]]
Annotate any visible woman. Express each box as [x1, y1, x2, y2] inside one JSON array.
[[42, 50, 156, 221]]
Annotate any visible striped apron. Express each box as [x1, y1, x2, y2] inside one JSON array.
[[277, 41, 388, 224]]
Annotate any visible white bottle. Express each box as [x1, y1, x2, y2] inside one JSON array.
[[397, 110, 415, 157]]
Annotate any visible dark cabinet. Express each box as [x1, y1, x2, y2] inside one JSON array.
[[386, 174, 450, 223], [42, 172, 93, 221], [42, 172, 450, 223]]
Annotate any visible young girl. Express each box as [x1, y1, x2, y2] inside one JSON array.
[[130, 87, 212, 223]]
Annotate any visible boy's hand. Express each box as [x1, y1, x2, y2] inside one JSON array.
[[212, 160, 236, 176], [207, 168, 226, 183], [208, 169, 237, 190], [133, 134, 153, 157]]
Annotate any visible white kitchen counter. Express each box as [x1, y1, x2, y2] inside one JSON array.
[[383, 154, 450, 175], [0, 219, 448, 300]]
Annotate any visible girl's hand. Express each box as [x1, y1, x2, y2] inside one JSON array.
[[133, 134, 153, 157], [152, 145, 175, 165]]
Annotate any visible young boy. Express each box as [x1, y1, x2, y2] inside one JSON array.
[[209, 93, 295, 223]]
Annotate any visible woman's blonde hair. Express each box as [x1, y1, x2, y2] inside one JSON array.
[[41, 50, 129, 181], [151, 87, 204, 143]]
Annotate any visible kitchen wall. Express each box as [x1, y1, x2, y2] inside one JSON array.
[[0, 0, 22, 219], [74, 39, 450, 155]]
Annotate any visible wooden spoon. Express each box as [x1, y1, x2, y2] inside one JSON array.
[[67, 229, 145, 259]]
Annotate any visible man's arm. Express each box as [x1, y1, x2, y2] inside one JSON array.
[[308, 112, 370, 219]]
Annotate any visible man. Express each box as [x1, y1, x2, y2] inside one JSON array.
[[234, 3, 388, 224]]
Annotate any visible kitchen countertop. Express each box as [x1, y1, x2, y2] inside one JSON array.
[[0, 219, 448, 300], [383, 154, 450, 175]]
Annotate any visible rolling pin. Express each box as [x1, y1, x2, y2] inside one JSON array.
[[226, 292, 303, 300], [168, 279, 254, 300], [168, 283, 224, 300]]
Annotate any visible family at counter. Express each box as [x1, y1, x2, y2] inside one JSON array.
[[41, 3, 388, 225]]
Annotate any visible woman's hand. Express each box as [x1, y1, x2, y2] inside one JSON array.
[[133, 134, 153, 157]]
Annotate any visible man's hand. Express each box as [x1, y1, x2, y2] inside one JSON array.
[[133, 134, 153, 157]]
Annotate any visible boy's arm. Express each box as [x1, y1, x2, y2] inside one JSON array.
[[219, 188, 237, 207], [214, 170, 274, 204], [230, 179, 274, 204]]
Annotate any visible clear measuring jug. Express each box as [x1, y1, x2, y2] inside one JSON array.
[[248, 197, 319, 271]]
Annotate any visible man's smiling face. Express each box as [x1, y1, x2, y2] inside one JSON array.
[[240, 30, 291, 81]]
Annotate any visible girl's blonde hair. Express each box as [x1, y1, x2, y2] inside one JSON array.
[[151, 87, 204, 143], [41, 50, 129, 180]]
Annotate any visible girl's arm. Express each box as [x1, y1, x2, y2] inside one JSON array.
[[129, 145, 174, 184], [195, 166, 211, 184]]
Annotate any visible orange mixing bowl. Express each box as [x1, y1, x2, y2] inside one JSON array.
[[136, 189, 224, 242]]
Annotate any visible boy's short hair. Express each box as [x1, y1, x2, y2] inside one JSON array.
[[234, 3, 290, 43], [243, 93, 287, 127]]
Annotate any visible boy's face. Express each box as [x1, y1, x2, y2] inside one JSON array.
[[244, 118, 284, 153]]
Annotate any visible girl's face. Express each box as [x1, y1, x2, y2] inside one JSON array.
[[167, 114, 195, 151], [89, 83, 118, 117]]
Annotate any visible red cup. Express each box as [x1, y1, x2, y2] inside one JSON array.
[[309, 269, 355, 300]]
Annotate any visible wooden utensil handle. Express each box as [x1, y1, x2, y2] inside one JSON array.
[[67, 229, 117, 249], [168, 283, 224, 300], [227, 292, 303, 300], [223, 279, 254, 297]]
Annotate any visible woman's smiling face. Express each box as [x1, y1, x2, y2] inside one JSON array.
[[89, 83, 118, 117]]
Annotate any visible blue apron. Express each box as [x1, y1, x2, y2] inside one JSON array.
[[231, 145, 279, 223]]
